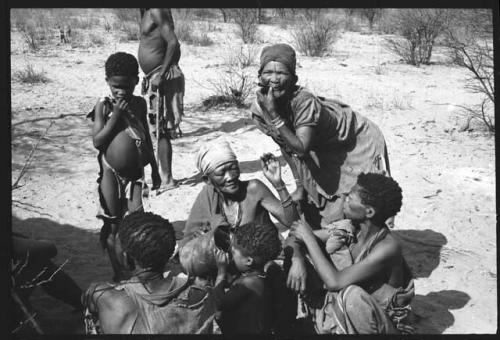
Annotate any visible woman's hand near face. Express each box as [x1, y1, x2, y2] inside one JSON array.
[[260, 153, 282, 187], [256, 86, 278, 121]]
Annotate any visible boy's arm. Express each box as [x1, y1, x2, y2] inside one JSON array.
[[299, 223, 401, 291], [138, 97, 160, 186], [92, 99, 121, 150]]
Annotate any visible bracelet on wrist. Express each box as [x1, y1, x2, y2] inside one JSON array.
[[274, 184, 287, 191], [274, 119, 285, 129]]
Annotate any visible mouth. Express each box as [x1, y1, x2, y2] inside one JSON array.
[[225, 182, 239, 190]]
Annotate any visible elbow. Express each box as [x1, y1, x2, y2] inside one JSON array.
[[324, 281, 342, 292]]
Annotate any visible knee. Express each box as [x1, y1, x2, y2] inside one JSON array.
[[342, 285, 373, 311]]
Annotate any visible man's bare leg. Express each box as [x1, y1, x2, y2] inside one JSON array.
[[158, 135, 177, 189]]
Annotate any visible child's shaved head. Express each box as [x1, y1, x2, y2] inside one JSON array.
[[233, 221, 281, 267]]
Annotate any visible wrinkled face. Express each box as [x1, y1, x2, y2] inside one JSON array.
[[106, 75, 138, 101], [343, 184, 372, 221], [259, 61, 295, 99], [231, 244, 251, 272], [208, 161, 241, 195]]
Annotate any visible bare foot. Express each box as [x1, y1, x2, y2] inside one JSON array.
[[156, 180, 180, 195]]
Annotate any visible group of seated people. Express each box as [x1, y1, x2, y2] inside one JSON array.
[[82, 141, 415, 335], [13, 42, 415, 335]]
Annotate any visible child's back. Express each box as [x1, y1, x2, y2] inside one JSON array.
[[218, 273, 272, 334]]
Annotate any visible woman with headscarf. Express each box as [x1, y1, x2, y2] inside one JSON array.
[[179, 140, 299, 246], [251, 43, 391, 228], [178, 141, 299, 335]]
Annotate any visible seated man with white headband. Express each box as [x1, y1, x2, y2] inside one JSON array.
[[180, 140, 299, 245]]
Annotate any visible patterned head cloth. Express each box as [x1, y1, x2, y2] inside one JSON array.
[[196, 141, 238, 176], [259, 43, 297, 75]]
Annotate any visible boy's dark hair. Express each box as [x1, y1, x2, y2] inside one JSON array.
[[105, 52, 139, 78], [119, 211, 175, 271], [233, 221, 281, 267], [357, 173, 403, 222]]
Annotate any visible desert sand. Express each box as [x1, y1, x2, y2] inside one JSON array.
[[10, 17, 496, 334]]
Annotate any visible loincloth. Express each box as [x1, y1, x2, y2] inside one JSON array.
[[95, 153, 144, 248], [141, 64, 185, 139]]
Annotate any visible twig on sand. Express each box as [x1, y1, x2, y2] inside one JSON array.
[[19, 259, 69, 289], [11, 289, 44, 334], [12, 120, 55, 190]]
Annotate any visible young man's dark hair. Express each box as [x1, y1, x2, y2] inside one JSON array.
[[119, 211, 175, 271], [356, 173, 403, 222], [233, 221, 282, 267]]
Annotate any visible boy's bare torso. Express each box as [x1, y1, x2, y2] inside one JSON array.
[[138, 9, 179, 75], [102, 96, 147, 179]]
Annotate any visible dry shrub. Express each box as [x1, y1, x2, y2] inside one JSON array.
[[444, 9, 494, 133], [113, 9, 140, 25], [14, 63, 50, 84], [175, 20, 214, 46], [121, 21, 140, 41], [203, 46, 256, 109], [292, 12, 340, 57], [89, 33, 105, 46], [383, 9, 452, 66], [230, 9, 260, 44]]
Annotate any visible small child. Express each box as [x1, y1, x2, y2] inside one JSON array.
[[214, 221, 282, 334], [89, 52, 161, 282]]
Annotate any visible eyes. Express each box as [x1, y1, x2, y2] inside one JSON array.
[[212, 164, 240, 177], [261, 70, 290, 76]]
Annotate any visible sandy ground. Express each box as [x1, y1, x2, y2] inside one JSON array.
[[10, 19, 496, 334]]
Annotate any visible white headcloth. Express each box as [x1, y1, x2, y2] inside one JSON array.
[[196, 140, 238, 175]]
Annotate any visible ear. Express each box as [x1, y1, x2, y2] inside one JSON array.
[[365, 206, 376, 219], [123, 251, 135, 271], [202, 174, 210, 184], [245, 256, 254, 267]]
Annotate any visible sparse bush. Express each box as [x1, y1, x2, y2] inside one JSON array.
[[384, 9, 452, 66], [70, 16, 101, 30], [14, 64, 50, 84], [193, 8, 218, 19], [226, 44, 258, 68], [89, 33, 105, 46], [230, 9, 260, 44], [444, 9, 494, 133], [204, 47, 256, 108], [292, 13, 340, 57], [175, 20, 193, 42], [104, 20, 112, 32], [358, 9, 384, 30], [113, 9, 140, 25], [121, 21, 140, 41]]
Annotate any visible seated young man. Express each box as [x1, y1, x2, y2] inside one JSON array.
[[288, 173, 414, 334], [82, 211, 216, 334], [213, 221, 283, 334]]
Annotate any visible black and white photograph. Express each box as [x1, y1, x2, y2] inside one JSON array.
[[8, 6, 497, 336]]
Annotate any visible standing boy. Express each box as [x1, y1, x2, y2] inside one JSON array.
[[90, 52, 161, 281]]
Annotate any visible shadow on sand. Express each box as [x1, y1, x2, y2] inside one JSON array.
[[12, 214, 109, 335], [392, 229, 471, 333]]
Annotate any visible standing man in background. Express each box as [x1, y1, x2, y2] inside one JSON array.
[[139, 8, 184, 192]]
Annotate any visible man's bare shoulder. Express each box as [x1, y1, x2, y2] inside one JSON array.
[[87, 281, 135, 311], [372, 231, 402, 261]]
